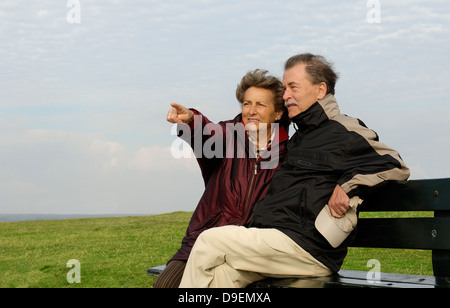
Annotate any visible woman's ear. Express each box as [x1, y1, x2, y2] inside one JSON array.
[[276, 110, 284, 121]]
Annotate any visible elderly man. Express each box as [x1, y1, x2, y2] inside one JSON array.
[[179, 53, 410, 288]]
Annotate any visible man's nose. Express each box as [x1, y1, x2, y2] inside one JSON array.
[[283, 90, 291, 101]]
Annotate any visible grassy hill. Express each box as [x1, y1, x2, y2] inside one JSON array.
[[0, 211, 432, 288]]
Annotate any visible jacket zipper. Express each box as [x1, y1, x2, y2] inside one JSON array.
[[241, 157, 260, 225], [190, 159, 258, 234]]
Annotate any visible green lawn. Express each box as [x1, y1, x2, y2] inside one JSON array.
[[0, 212, 191, 288], [0, 211, 432, 288]]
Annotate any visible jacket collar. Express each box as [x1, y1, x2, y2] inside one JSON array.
[[291, 94, 340, 131]]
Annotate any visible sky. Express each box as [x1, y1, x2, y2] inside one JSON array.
[[1, 0, 449, 215]]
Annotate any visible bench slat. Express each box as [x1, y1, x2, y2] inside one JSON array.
[[249, 270, 438, 288], [359, 178, 450, 212], [147, 265, 166, 277], [352, 217, 450, 250]]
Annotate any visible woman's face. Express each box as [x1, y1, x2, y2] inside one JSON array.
[[241, 87, 281, 131]]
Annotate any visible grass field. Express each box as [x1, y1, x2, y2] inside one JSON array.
[[0, 211, 432, 288]]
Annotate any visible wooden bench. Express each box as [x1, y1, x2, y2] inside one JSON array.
[[148, 178, 450, 288]]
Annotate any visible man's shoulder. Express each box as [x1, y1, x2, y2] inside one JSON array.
[[329, 113, 378, 141]]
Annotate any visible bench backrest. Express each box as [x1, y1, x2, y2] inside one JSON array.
[[352, 178, 450, 277]]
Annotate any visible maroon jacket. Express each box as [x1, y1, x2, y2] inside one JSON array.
[[170, 110, 289, 262]]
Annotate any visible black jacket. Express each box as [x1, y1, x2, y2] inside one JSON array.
[[250, 94, 410, 273]]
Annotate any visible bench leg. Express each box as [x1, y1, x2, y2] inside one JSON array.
[[433, 210, 450, 278], [432, 250, 450, 277]]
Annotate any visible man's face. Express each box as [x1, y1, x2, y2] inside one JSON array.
[[283, 63, 325, 119]]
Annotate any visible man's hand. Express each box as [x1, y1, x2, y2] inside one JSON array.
[[328, 184, 350, 218], [167, 103, 195, 124]]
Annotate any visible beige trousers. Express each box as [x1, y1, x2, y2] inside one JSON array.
[[179, 226, 332, 288]]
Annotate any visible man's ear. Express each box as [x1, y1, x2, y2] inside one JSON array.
[[317, 82, 328, 100]]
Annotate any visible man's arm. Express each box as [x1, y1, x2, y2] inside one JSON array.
[[328, 117, 410, 218]]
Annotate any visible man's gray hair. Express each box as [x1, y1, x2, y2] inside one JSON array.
[[285, 53, 339, 95]]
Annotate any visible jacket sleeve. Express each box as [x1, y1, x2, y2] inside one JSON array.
[[177, 109, 226, 186], [336, 117, 410, 197]]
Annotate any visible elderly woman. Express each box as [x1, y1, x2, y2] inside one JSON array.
[[154, 69, 290, 288]]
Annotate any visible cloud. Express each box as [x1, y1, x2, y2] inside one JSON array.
[[130, 146, 196, 172], [0, 120, 203, 214]]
